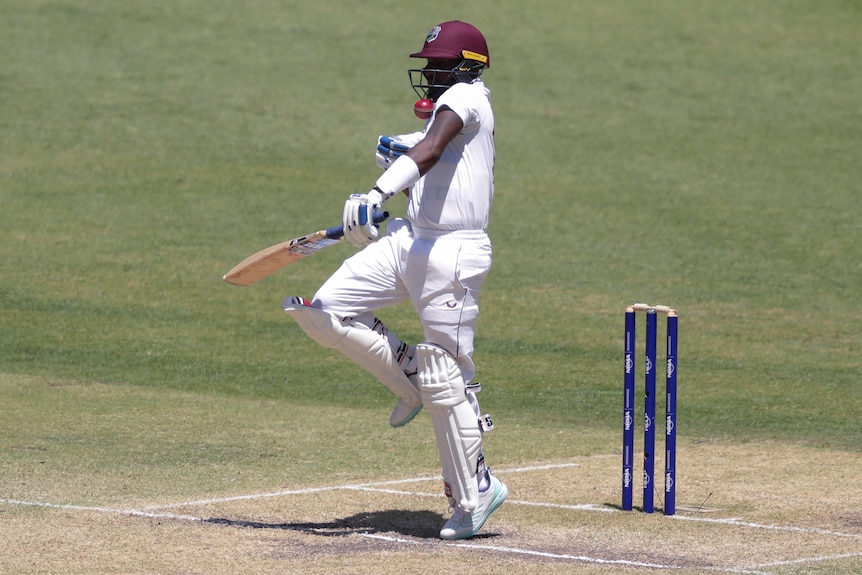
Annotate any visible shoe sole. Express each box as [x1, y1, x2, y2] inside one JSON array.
[[390, 404, 422, 428], [440, 481, 508, 540]]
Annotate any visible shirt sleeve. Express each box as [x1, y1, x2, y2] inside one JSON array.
[[435, 83, 480, 132]]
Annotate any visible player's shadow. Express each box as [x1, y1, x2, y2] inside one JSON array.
[[206, 509, 452, 540]]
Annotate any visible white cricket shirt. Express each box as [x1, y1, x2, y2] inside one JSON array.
[[408, 80, 495, 235]]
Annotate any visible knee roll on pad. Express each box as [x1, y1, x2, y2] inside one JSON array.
[[416, 342, 483, 511]]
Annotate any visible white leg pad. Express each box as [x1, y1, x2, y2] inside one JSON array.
[[283, 298, 421, 406], [416, 342, 482, 511]]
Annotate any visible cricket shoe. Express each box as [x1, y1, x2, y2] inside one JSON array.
[[389, 371, 422, 427], [389, 399, 422, 427], [439, 473, 508, 540]]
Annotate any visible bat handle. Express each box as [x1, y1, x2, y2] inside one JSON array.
[[325, 210, 389, 239]]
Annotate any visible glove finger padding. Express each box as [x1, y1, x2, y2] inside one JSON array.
[[379, 136, 411, 156], [375, 135, 413, 170], [343, 195, 380, 248]]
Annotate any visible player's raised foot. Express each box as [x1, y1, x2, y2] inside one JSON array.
[[389, 398, 422, 427], [390, 368, 422, 427], [439, 472, 508, 540]]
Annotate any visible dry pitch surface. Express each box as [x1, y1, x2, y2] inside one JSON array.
[[3, 442, 861, 574]]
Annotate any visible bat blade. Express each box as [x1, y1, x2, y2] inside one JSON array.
[[223, 210, 388, 286], [223, 231, 339, 286]]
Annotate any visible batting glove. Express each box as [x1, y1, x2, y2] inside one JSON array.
[[343, 188, 385, 248], [375, 135, 412, 170]]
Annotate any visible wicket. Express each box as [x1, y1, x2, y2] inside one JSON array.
[[622, 303, 678, 515]]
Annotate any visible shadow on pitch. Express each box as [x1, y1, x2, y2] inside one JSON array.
[[206, 509, 465, 540]]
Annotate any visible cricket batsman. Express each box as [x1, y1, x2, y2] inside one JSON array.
[[283, 20, 506, 540]]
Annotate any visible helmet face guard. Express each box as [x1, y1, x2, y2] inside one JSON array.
[[409, 57, 486, 102]]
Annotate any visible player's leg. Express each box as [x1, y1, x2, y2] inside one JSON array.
[[415, 342, 507, 540], [408, 236, 506, 538], [283, 221, 422, 427], [282, 297, 422, 426]]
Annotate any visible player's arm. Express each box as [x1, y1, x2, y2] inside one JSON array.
[[405, 107, 463, 174], [343, 108, 463, 248]]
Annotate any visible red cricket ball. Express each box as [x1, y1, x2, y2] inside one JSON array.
[[413, 99, 434, 120]]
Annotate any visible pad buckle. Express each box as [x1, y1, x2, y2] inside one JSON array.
[[480, 414, 494, 432]]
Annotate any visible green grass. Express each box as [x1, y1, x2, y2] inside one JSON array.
[[1, 0, 861, 501]]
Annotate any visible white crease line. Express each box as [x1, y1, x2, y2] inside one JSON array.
[[345, 486, 439, 497], [358, 533, 773, 574], [0, 499, 202, 522], [142, 462, 580, 510], [507, 499, 615, 512], [345, 487, 862, 540], [345, 485, 614, 512], [5, 492, 861, 542], [671, 514, 862, 539], [0, 499, 770, 573], [142, 485, 351, 509], [751, 551, 862, 568], [5, 459, 860, 544], [498, 463, 580, 473], [4, 497, 856, 574]]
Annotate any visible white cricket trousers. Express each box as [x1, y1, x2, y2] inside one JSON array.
[[313, 219, 492, 383]]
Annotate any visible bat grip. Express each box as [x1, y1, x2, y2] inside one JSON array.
[[326, 210, 389, 239]]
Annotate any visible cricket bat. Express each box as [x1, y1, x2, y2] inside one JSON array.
[[223, 210, 389, 286]]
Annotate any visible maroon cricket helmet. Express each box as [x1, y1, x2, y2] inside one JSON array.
[[409, 21, 490, 68]]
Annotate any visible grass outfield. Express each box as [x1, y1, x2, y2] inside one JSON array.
[[2, 1, 861, 573]]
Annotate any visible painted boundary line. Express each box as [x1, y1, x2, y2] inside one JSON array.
[[3, 461, 861, 574]]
